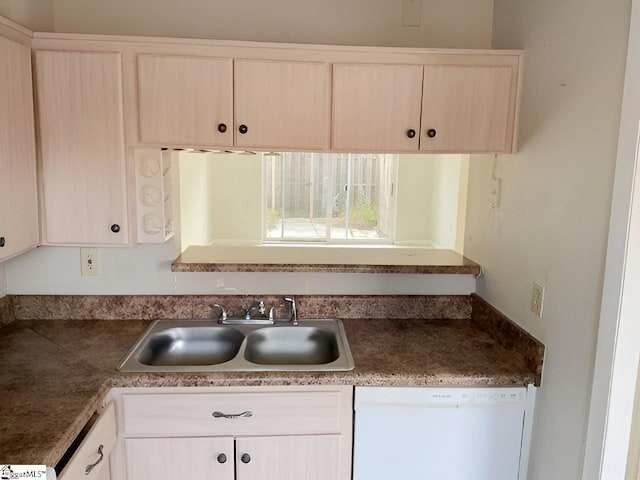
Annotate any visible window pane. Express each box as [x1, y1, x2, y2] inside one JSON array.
[[265, 152, 395, 243], [329, 154, 393, 241], [349, 154, 388, 240], [264, 152, 328, 241]]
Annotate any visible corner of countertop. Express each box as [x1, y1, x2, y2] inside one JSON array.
[[470, 294, 544, 386]]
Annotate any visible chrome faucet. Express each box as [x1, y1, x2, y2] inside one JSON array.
[[284, 297, 298, 325], [211, 300, 275, 325], [244, 300, 266, 320], [212, 303, 228, 322]]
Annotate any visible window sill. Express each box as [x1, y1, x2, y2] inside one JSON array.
[[172, 245, 481, 275]]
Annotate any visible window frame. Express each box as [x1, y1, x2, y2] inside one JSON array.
[[261, 152, 398, 245]]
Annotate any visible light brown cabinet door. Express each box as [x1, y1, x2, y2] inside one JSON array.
[[236, 435, 343, 480], [126, 437, 234, 480], [137, 55, 233, 146], [35, 50, 128, 245], [332, 64, 423, 152], [0, 36, 39, 261], [420, 63, 517, 153], [234, 59, 331, 150]]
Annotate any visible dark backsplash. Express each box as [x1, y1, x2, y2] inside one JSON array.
[[0, 296, 13, 327], [10, 294, 472, 321]]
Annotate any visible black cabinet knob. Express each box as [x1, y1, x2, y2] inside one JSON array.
[[406, 129, 416, 139], [110, 224, 121, 233], [217, 123, 227, 133], [217, 454, 227, 464], [426, 128, 437, 138], [241, 453, 251, 464], [238, 124, 248, 134], [0, 237, 5, 248]]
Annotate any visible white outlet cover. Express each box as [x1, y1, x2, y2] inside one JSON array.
[[80, 248, 100, 276], [530, 282, 545, 317]]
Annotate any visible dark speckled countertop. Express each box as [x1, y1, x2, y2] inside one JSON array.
[[0, 317, 539, 467]]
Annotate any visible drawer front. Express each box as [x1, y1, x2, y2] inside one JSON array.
[[59, 402, 116, 480], [122, 391, 343, 437]]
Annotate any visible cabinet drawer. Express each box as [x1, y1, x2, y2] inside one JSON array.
[[122, 391, 343, 437], [59, 402, 116, 480]]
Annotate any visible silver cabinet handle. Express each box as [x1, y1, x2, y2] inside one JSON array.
[[84, 444, 104, 475], [212, 410, 253, 419]]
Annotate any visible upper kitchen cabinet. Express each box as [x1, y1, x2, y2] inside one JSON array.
[[332, 55, 521, 154], [420, 60, 519, 153], [332, 64, 423, 152], [234, 59, 331, 150], [0, 34, 39, 262], [137, 55, 233, 146], [35, 50, 129, 245], [136, 57, 329, 150]]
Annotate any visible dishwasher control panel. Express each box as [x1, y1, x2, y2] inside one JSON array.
[[356, 386, 527, 407]]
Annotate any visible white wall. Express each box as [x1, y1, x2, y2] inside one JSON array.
[[396, 154, 467, 249], [463, 1, 632, 479], [3, 242, 476, 295], [50, 0, 492, 48], [0, 0, 53, 31], [429, 155, 468, 249], [208, 153, 262, 245], [179, 152, 215, 250], [396, 155, 435, 244], [583, 3, 640, 477]]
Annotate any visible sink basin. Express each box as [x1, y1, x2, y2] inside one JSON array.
[[244, 327, 339, 365], [118, 318, 354, 372], [136, 326, 244, 366]]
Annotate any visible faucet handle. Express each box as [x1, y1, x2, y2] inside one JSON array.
[[283, 297, 298, 325], [256, 300, 266, 316], [211, 304, 228, 322]]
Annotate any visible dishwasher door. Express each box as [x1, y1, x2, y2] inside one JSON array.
[[353, 387, 528, 480]]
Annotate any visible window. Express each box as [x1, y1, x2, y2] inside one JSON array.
[[177, 149, 467, 253], [263, 152, 397, 243]]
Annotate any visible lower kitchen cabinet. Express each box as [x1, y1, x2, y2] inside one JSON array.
[[108, 386, 353, 480], [125, 435, 340, 480], [125, 437, 234, 480], [235, 435, 341, 480]]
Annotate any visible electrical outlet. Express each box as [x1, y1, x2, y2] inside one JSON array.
[[530, 282, 545, 317], [81, 248, 100, 276]]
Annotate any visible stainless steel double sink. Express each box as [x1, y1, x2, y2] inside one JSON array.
[[118, 318, 354, 372]]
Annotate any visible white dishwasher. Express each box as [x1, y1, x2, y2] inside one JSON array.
[[353, 386, 535, 480]]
